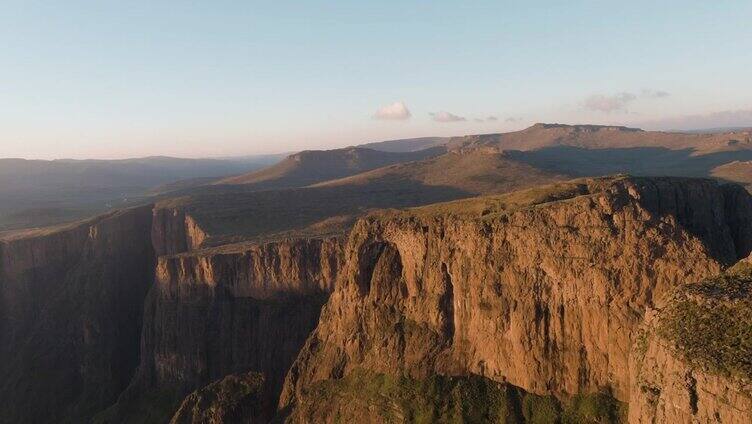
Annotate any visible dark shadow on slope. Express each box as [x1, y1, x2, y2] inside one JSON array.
[[506, 146, 752, 179], [166, 179, 472, 246]]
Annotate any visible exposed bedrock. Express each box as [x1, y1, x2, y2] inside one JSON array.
[[151, 206, 208, 256], [118, 237, 344, 420], [280, 177, 752, 419]]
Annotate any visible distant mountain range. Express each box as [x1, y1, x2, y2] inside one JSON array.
[[0, 154, 283, 230], [2, 124, 752, 232], [216, 145, 447, 188]]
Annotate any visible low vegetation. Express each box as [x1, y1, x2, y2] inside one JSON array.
[[295, 369, 626, 423], [656, 263, 752, 380], [92, 388, 182, 424], [170, 372, 265, 424], [374, 175, 626, 221]]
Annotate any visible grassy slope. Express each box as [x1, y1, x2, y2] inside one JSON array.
[[371, 175, 624, 221], [713, 161, 752, 191], [291, 369, 626, 424], [314, 149, 567, 195], [165, 151, 575, 249], [451, 123, 751, 153], [655, 262, 752, 381], [216, 146, 445, 187]]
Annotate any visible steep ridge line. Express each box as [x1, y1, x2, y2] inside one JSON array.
[[280, 176, 752, 422], [146, 124, 752, 252], [216, 146, 446, 187]]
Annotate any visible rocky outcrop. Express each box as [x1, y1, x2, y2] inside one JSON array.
[[119, 237, 344, 420], [0, 205, 155, 423], [629, 264, 752, 423], [152, 206, 208, 256], [170, 372, 266, 424], [280, 176, 752, 418]]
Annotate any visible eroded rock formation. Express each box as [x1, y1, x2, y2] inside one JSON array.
[[280, 177, 752, 420], [152, 206, 208, 256], [115, 238, 344, 420], [4, 175, 752, 423]]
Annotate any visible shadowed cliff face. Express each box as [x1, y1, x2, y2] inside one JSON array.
[[0, 205, 156, 423], [114, 238, 344, 421], [280, 177, 752, 420], [5, 207, 345, 423]]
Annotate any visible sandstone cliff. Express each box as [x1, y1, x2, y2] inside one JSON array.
[[152, 205, 208, 256], [4, 174, 752, 423], [280, 176, 752, 421], [629, 262, 752, 423], [105, 237, 344, 421], [0, 205, 155, 423]]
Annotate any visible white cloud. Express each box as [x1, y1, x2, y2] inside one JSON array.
[[504, 117, 520, 123], [486, 115, 499, 121], [583, 92, 637, 113], [430, 111, 466, 122], [373, 101, 411, 120]]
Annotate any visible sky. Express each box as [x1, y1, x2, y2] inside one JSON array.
[[1, 1, 752, 160]]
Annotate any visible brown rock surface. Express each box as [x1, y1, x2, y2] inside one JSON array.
[[152, 206, 208, 256], [0, 205, 155, 423], [280, 176, 752, 417], [119, 237, 344, 419]]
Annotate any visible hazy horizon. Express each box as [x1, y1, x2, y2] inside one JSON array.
[[2, 1, 751, 160], [2, 122, 752, 162]]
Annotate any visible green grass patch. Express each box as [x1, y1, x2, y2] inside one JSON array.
[[656, 270, 752, 380], [297, 369, 626, 423]]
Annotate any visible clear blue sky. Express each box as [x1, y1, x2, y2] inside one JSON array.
[[2, 1, 751, 159]]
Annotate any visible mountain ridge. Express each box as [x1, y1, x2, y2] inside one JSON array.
[[215, 146, 446, 187]]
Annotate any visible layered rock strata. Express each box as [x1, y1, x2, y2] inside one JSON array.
[[119, 238, 344, 419], [281, 177, 752, 420]]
